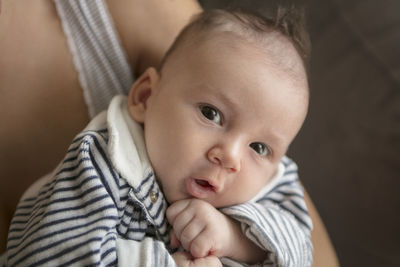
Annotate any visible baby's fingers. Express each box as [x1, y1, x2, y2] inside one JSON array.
[[189, 228, 216, 259], [179, 218, 206, 254], [190, 255, 222, 267], [170, 231, 181, 248], [170, 208, 196, 242], [166, 199, 191, 224], [172, 251, 222, 267]]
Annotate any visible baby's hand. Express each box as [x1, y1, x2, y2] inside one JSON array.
[[166, 199, 235, 258], [172, 251, 222, 267]]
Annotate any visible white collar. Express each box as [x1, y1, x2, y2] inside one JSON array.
[[106, 95, 154, 189], [106, 95, 285, 202]]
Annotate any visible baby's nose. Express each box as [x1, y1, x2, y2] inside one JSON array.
[[207, 144, 241, 173]]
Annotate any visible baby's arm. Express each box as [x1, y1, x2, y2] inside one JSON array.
[[220, 156, 313, 266], [118, 237, 221, 267], [167, 199, 266, 264], [4, 128, 174, 267], [167, 157, 313, 266]]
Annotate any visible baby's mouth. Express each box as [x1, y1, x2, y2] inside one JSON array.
[[195, 179, 215, 191], [186, 177, 218, 199]]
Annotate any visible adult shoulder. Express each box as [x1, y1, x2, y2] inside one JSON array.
[[106, 0, 202, 76]]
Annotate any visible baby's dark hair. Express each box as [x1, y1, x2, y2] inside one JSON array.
[[159, 6, 311, 74]]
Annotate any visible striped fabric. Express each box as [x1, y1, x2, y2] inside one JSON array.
[[3, 96, 312, 266], [221, 157, 313, 266], [54, 0, 134, 117]]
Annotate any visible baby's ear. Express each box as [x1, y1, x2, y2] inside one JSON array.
[[128, 67, 160, 123]]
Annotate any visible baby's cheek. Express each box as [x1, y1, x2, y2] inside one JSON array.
[[240, 173, 271, 200]]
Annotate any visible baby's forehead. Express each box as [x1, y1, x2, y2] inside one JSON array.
[[176, 29, 306, 75]]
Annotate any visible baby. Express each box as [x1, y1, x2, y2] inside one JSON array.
[[3, 8, 312, 267]]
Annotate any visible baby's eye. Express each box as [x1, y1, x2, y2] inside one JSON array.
[[249, 142, 270, 156], [199, 104, 222, 125]]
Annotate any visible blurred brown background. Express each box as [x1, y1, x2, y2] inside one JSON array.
[[200, 0, 400, 266]]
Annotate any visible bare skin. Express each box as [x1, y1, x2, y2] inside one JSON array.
[[0, 0, 89, 250], [167, 199, 267, 263], [0, 0, 201, 251], [306, 191, 340, 267], [0, 1, 338, 266], [172, 251, 222, 267]]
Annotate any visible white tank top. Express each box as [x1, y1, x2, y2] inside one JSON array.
[[54, 0, 134, 118]]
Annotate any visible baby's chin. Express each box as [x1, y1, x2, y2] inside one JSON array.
[[166, 195, 245, 209]]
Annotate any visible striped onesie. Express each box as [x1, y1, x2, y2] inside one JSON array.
[[3, 96, 313, 266]]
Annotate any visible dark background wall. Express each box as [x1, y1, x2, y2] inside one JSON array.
[[200, 1, 400, 266]]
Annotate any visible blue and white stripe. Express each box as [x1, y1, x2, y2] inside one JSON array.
[[221, 157, 313, 267], [5, 128, 169, 266], [3, 96, 312, 266]]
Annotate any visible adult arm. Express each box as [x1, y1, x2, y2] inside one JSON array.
[[305, 192, 339, 267], [106, 0, 202, 76], [0, 1, 90, 252], [0, 0, 202, 252]]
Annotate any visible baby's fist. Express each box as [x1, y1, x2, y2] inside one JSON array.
[[172, 251, 222, 267], [167, 199, 234, 258]]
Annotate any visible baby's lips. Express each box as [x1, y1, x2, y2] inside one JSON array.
[[194, 179, 216, 191], [186, 177, 217, 199], [195, 175, 223, 193]]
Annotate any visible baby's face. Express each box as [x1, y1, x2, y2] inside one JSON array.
[[136, 36, 308, 208]]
